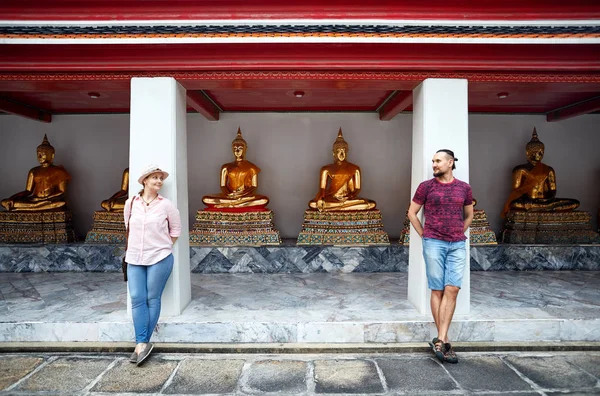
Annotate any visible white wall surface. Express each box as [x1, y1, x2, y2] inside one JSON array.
[[0, 114, 130, 239], [188, 113, 411, 238], [469, 114, 600, 233], [1, 112, 599, 239]]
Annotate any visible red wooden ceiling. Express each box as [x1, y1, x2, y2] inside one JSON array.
[[1, 2, 599, 118], [1, 81, 599, 115]]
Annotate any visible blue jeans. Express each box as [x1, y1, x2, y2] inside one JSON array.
[[128, 254, 173, 343], [422, 238, 466, 290]]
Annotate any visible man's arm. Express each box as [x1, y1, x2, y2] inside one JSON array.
[[407, 201, 424, 238], [463, 204, 474, 233]]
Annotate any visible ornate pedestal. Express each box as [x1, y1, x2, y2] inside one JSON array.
[[85, 211, 126, 244], [470, 209, 498, 245], [398, 211, 411, 245], [297, 209, 389, 245], [189, 209, 281, 246], [0, 210, 75, 244], [501, 211, 600, 244], [398, 209, 497, 246]]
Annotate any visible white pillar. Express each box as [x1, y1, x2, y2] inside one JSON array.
[[408, 78, 470, 315], [129, 77, 191, 316]]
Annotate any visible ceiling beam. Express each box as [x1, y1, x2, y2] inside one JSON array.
[[187, 90, 220, 121], [546, 95, 600, 122], [0, 97, 51, 123], [379, 91, 412, 121], [2, 44, 599, 73]]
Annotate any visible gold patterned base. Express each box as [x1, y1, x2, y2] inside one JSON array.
[[398, 210, 411, 245], [501, 210, 600, 244], [470, 210, 498, 245], [0, 210, 75, 244], [189, 210, 282, 246], [398, 209, 497, 245], [85, 211, 126, 244], [297, 209, 390, 245]]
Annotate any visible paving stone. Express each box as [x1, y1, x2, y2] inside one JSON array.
[[92, 357, 178, 393], [164, 359, 244, 394], [0, 356, 43, 390], [565, 354, 600, 379], [314, 359, 383, 394], [243, 359, 307, 394], [376, 357, 458, 392], [505, 356, 597, 390], [444, 356, 533, 392], [17, 356, 114, 392], [482, 393, 543, 396]]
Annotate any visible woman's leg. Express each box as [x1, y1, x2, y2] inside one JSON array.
[[127, 264, 150, 343], [145, 254, 174, 342]]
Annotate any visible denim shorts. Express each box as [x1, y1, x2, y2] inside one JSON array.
[[422, 237, 467, 290]]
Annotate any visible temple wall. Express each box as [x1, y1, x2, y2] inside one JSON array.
[[469, 114, 600, 234], [1, 112, 599, 240]]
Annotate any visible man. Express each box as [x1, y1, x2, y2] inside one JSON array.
[[407, 149, 473, 364]]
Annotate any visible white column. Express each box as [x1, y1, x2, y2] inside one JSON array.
[[408, 78, 470, 315], [129, 77, 191, 316]]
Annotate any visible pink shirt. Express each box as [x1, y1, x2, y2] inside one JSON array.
[[412, 177, 473, 242], [124, 195, 181, 266]]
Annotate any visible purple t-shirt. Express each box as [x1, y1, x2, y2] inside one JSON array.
[[412, 178, 473, 242]]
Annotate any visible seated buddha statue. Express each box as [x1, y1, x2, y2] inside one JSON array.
[[202, 128, 269, 209], [308, 128, 376, 212], [100, 167, 129, 212], [501, 128, 579, 218], [1, 134, 71, 212]]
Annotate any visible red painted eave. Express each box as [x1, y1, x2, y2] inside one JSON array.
[[2, 43, 600, 73], [2, 0, 600, 20]]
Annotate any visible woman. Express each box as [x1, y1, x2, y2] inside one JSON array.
[[124, 164, 181, 366]]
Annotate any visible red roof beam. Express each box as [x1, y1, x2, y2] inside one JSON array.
[[186, 90, 220, 121], [379, 91, 412, 121], [0, 97, 51, 123], [546, 95, 600, 122]]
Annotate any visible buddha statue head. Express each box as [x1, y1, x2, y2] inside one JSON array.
[[36, 134, 55, 166], [332, 128, 349, 162], [231, 127, 248, 161], [525, 128, 545, 165]]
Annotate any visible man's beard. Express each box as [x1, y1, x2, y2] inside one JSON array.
[[433, 169, 446, 177]]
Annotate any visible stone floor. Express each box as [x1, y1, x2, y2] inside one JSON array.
[[1, 351, 599, 395], [1, 271, 599, 343]]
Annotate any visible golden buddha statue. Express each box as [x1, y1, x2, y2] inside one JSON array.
[[100, 168, 129, 212], [1, 135, 71, 212], [202, 128, 269, 209], [501, 128, 579, 218], [308, 128, 376, 212]]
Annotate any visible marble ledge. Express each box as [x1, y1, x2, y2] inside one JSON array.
[[0, 243, 598, 273], [2, 319, 599, 343]]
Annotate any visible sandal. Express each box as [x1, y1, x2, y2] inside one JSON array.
[[428, 337, 444, 362], [443, 343, 459, 364]]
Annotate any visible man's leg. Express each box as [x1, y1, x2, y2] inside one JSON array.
[[422, 237, 447, 359], [430, 290, 443, 331], [436, 285, 459, 343]]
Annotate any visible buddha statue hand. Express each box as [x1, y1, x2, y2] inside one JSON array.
[[317, 199, 326, 212]]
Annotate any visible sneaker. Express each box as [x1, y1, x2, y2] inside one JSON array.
[[443, 343, 458, 364], [129, 351, 138, 363], [428, 337, 444, 362], [136, 343, 154, 366]]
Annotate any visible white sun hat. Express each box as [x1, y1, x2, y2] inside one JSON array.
[[137, 164, 169, 185]]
